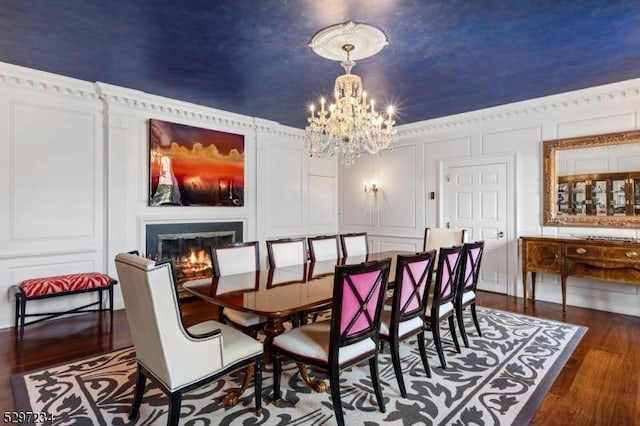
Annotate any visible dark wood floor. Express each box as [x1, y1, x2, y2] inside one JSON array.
[[2, 292, 640, 425]]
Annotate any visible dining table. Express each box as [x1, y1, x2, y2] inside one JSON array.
[[182, 250, 411, 405], [183, 250, 410, 362]]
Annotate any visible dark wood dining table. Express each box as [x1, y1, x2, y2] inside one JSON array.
[[182, 250, 410, 362]]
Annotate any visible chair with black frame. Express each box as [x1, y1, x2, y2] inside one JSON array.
[[454, 241, 485, 347], [114, 252, 263, 426], [379, 250, 437, 397], [272, 258, 391, 426], [307, 234, 340, 263], [424, 245, 463, 368], [266, 237, 308, 268], [305, 235, 341, 322], [211, 241, 265, 338], [339, 232, 368, 257], [266, 237, 308, 326]]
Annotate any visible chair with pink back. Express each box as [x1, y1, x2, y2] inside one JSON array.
[[272, 258, 391, 425]]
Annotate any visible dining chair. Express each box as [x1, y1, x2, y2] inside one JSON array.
[[266, 237, 308, 268], [272, 258, 392, 426], [454, 241, 485, 347], [423, 227, 466, 265], [379, 250, 436, 397], [211, 241, 265, 337], [340, 232, 368, 257], [114, 252, 263, 426], [424, 245, 463, 368], [306, 235, 340, 322], [307, 234, 340, 262]]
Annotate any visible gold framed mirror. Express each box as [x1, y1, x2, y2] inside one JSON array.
[[543, 129, 640, 228]]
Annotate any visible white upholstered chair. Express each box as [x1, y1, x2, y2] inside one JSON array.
[[339, 232, 368, 257], [307, 235, 340, 262], [306, 235, 341, 322], [423, 227, 466, 264], [211, 241, 266, 337], [114, 252, 263, 426], [266, 237, 307, 268]]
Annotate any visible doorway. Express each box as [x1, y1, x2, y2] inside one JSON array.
[[439, 154, 516, 295]]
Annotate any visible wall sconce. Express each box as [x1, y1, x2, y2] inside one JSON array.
[[364, 181, 379, 194]]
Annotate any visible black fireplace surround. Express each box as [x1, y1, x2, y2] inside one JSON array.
[[145, 221, 243, 260]]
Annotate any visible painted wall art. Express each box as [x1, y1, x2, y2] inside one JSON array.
[[149, 119, 245, 206]]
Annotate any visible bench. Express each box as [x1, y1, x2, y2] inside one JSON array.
[[11, 272, 118, 340]]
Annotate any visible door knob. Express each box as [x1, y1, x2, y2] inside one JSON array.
[[497, 231, 505, 239]]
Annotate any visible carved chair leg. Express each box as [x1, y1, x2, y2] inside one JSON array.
[[223, 364, 254, 407], [296, 362, 327, 393]]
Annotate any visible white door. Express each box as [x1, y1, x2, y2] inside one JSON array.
[[441, 156, 515, 294]]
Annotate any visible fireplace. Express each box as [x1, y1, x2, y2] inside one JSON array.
[[145, 221, 243, 298]]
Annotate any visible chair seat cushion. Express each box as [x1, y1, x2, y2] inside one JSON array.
[[425, 300, 454, 319], [272, 320, 376, 366], [461, 290, 476, 305], [188, 320, 263, 365], [223, 308, 266, 327], [379, 305, 424, 338], [19, 273, 112, 297]]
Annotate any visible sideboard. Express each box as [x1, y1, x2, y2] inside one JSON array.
[[519, 236, 640, 311]]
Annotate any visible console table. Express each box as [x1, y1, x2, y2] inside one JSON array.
[[520, 236, 640, 311]]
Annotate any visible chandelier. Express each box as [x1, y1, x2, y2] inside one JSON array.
[[305, 21, 398, 166]]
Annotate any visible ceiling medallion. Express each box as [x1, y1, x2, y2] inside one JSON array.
[[305, 21, 397, 166]]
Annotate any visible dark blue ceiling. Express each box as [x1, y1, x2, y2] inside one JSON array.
[[1, 0, 640, 128]]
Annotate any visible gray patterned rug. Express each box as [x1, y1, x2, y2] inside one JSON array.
[[11, 308, 585, 425]]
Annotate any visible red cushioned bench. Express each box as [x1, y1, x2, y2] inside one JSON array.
[[11, 272, 118, 340]]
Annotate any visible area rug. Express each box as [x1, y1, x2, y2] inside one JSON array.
[[11, 308, 586, 425]]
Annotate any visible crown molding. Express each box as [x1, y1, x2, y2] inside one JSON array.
[[0, 61, 99, 101], [253, 118, 305, 140], [398, 79, 640, 137], [0, 62, 304, 138], [95, 82, 258, 129], [96, 82, 305, 139]]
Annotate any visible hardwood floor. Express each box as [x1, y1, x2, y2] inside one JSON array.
[[2, 292, 640, 425]]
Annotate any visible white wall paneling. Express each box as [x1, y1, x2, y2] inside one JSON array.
[[255, 125, 338, 250], [0, 65, 105, 328], [341, 78, 640, 316], [267, 146, 304, 229], [0, 63, 336, 329], [308, 175, 336, 226], [378, 144, 417, 230], [307, 155, 339, 235], [2, 60, 640, 328], [339, 154, 374, 228]]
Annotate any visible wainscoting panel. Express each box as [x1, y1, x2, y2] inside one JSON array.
[[267, 145, 303, 229], [308, 175, 336, 226], [378, 144, 417, 230], [10, 103, 97, 240], [377, 240, 419, 253], [556, 111, 636, 138], [340, 155, 373, 227]]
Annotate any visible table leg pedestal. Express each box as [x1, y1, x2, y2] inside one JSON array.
[[296, 362, 327, 393], [262, 318, 286, 364], [223, 365, 254, 407]]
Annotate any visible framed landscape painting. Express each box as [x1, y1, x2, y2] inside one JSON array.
[[148, 119, 245, 206]]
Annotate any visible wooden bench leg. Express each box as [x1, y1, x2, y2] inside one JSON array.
[[15, 291, 26, 340], [109, 283, 114, 324]]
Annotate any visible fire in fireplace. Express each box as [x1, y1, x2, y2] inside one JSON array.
[[145, 222, 243, 298], [157, 231, 234, 283]]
